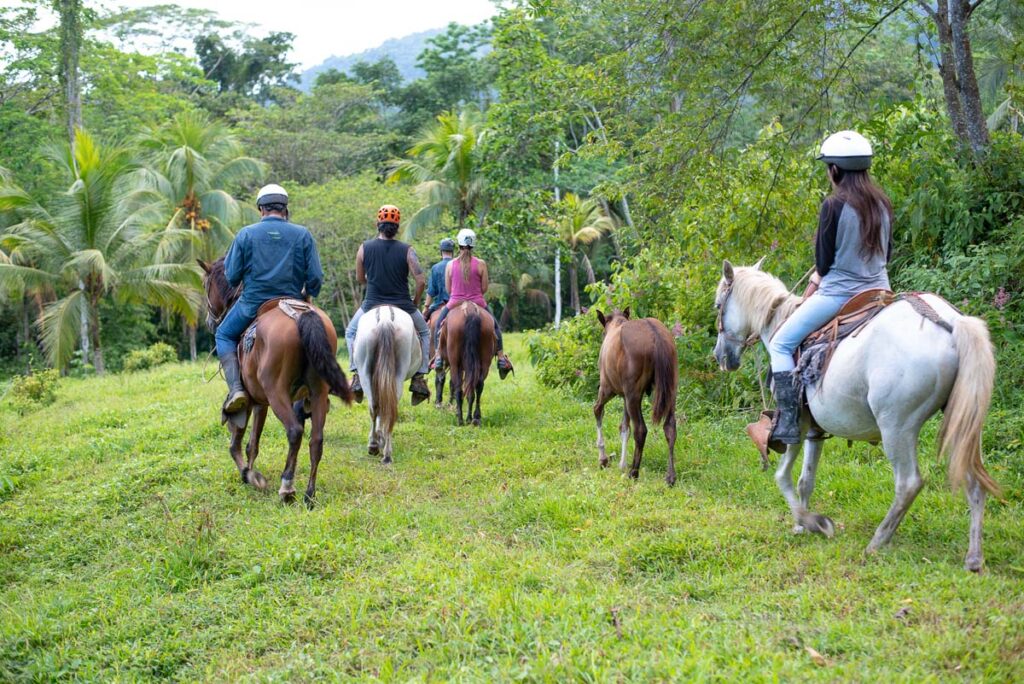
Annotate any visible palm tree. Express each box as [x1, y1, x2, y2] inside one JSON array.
[[552, 192, 615, 316], [0, 130, 200, 372], [386, 107, 487, 237], [130, 110, 265, 358]]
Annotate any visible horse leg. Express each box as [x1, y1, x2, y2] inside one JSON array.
[[434, 367, 446, 407], [663, 410, 677, 487], [793, 438, 825, 533], [304, 393, 328, 508], [453, 365, 465, 426], [472, 380, 483, 427], [228, 418, 250, 485], [267, 395, 303, 504], [775, 441, 834, 537], [964, 474, 986, 572], [593, 385, 614, 468], [243, 404, 269, 490], [866, 430, 923, 553], [368, 403, 380, 456], [626, 394, 647, 480], [619, 405, 631, 471]]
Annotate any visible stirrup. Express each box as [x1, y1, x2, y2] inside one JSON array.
[[223, 390, 248, 415]]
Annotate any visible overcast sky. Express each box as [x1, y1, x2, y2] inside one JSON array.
[[70, 0, 499, 69]]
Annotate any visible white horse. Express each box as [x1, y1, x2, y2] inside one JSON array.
[[353, 305, 421, 464], [713, 260, 1000, 571]]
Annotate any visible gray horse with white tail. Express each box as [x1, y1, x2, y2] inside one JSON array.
[[714, 260, 1000, 572], [353, 305, 421, 464]]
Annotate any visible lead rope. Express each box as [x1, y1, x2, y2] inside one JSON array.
[[203, 348, 221, 384]]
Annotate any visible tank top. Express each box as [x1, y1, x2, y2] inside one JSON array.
[[361, 237, 416, 313], [447, 255, 487, 308]]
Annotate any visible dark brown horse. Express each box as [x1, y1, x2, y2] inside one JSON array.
[[594, 309, 679, 485], [438, 302, 495, 426], [200, 258, 352, 506]]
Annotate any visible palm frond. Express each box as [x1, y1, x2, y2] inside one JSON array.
[[40, 289, 87, 369]]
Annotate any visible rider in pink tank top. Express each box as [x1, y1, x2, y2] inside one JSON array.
[[447, 256, 487, 308], [430, 228, 513, 377]]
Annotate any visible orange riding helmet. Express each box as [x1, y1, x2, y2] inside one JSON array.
[[377, 205, 401, 224]]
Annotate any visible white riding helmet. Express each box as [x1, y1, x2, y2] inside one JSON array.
[[256, 183, 289, 206], [456, 228, 476, 247], [817, 130, 873, 170]]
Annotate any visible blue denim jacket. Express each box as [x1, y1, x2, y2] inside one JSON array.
[[224, 216, 323, 317]]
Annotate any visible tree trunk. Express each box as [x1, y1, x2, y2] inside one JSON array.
[[932, 10, 970, 147], [78, 279, 90, 362], [554, 248, 562, 330], [569, 255, 581, 316], [88, 297, 105, 374], [949, 0, 989, 155], [188, 322, 197, 361], [57, 0, 83, 152]]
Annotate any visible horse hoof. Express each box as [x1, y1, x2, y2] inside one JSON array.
[[808, 514, 835, 538], [472, 419, 481, 427], [303, 492, 316, 509], [250, 471, 268, 491], [965, 554, 983, 573], [280, 491, 296, 505], [629, 469, 640, 480], [368, 444, 379, 456], [665, 473, 676, 487], [792, 524, 807, 535], [381, 455, 392, 465], [599, 457, 609, 468]]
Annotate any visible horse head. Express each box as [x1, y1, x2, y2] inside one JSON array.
[[197, 258, 240, 333], [713, 258, 790, 372], [595, 307, 630, 334]]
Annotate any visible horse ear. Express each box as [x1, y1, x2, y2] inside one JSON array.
[[752, 255, 767, 271], [722, 259, 734, 283], [197, 259, 210, 274], [622, 307, 630, 319], [596, 310, 606, 327]]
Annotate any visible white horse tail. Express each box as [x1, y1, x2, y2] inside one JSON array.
[[939, 315, 1000, 496], [371, 320, 399, 437]]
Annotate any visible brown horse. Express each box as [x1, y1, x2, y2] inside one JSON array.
[[427, 307, 449, 406], [594, 309, 679, 485], [438, 302, 495, 426], [200, 258, 352, 506]]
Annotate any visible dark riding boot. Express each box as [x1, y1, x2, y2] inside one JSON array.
[[221, 351, 248, 414], [409, 373, 430, 405], [770, 371, 801, 445], [350, 371, 364, 403]]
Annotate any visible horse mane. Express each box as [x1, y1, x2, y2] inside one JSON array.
[[208, 257, 241, 310], [729, 267, 800, 337]]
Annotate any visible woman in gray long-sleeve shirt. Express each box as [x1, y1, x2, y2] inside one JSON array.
[[766, 130, 895, 445]]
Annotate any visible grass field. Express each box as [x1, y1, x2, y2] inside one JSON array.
[[1, 333, 1022, 681]]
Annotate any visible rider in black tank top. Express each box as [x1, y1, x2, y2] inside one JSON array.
[[360, 238, 417, 314]]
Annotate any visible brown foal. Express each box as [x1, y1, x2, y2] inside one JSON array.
[[594, 309, 679, 485]]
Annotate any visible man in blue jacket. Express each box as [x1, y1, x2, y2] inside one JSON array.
[[422, 237, 454, 318], [215, 183, 324, 414]]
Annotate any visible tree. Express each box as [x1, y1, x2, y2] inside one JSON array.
[[387, 108, 488, 236], [56, 0, 83, 151], [0, 131, 200, 372], [194, 30, 297, 103], [550, 192, 613, 316], [132, 110, 265, 359]]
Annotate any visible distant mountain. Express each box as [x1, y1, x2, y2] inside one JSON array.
[[298, 28, 444, 91]]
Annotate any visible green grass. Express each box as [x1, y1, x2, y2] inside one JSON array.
[[1, 334, 1022, 681]]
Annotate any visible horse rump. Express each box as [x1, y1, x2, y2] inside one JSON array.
[[369, 320, 400, 435], [297, 310, 353, 404]]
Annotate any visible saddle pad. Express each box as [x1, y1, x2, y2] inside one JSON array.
[[242, 320, 258, 353]]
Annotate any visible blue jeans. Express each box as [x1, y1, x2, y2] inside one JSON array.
[[768, 294, 849, 372], [215, 302, 254, 357], [346, 306, 430, 375]]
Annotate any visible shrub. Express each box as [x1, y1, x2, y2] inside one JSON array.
[[8, 369, 60, 414], [122, 342, 178, 372]]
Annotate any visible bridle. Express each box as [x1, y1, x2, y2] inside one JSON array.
[[204, 280, 241, 328]]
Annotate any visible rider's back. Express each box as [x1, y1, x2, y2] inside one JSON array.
[[227, 216, 321, 310], [362, 238, 414, 313]]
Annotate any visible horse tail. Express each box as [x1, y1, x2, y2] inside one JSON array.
[[462, 310, 482, 396], [650, 323, 678, 426], [371, 320, 399, 436], [298, 311, 353, 404], [940, 315, 1000, 496]]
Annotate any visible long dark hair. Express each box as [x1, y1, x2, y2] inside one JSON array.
[[828, 166, 893, 258]]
